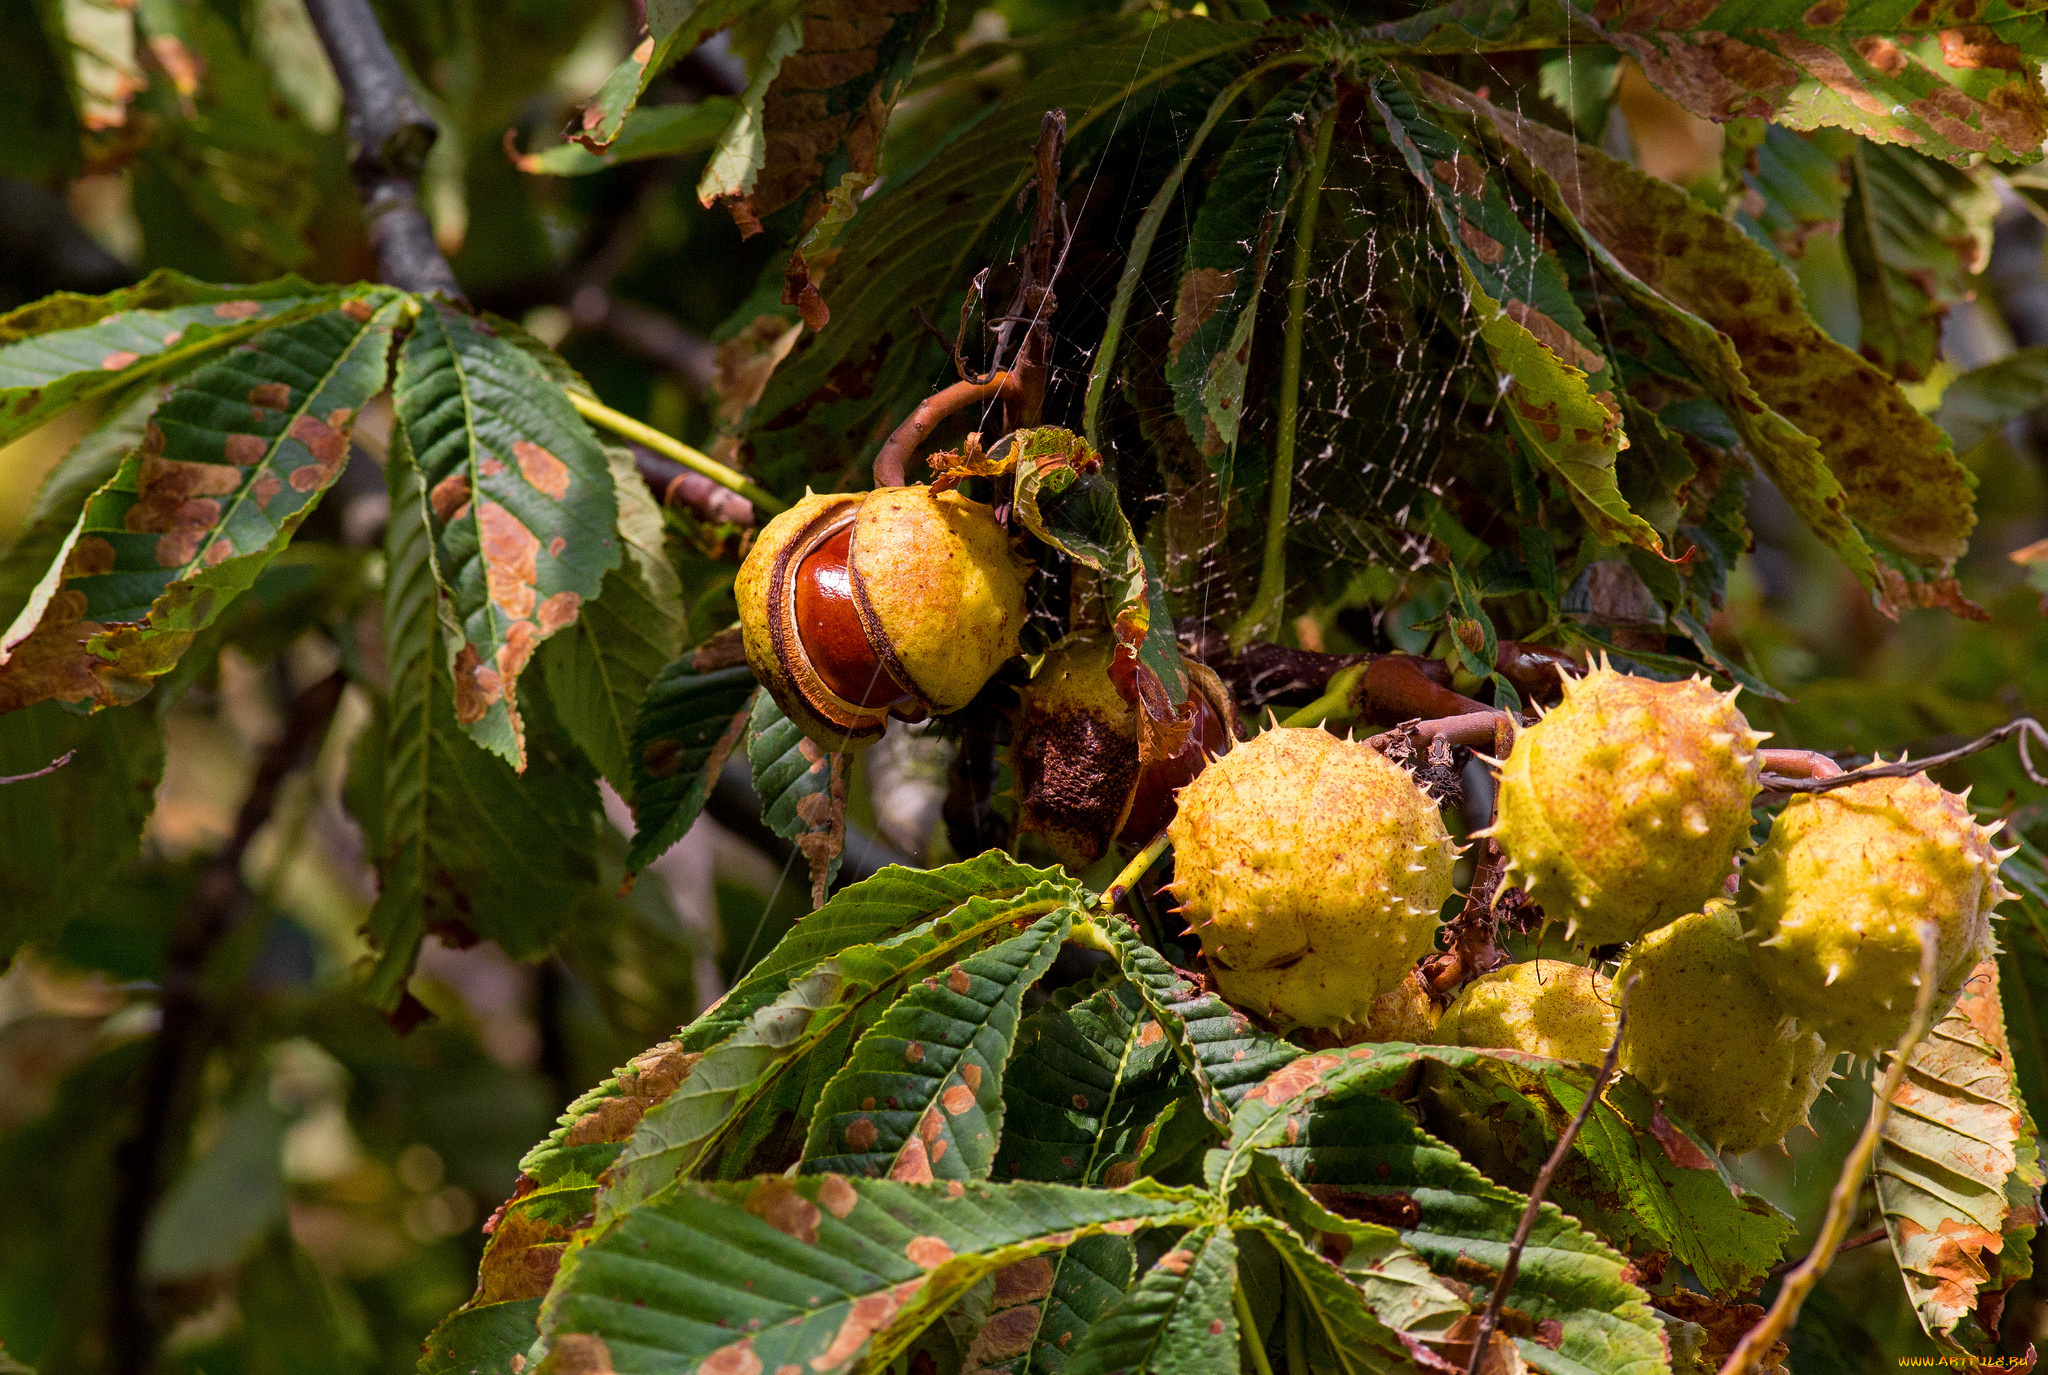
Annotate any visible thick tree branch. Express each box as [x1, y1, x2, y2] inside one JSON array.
[[304, 0, 464, 300]]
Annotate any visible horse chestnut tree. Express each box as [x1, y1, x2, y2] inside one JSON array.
[[0, 2, 2045, 1374]]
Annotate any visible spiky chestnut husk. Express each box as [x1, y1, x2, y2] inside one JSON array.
[[1490, 663, 1764, 947], [1167, 727, 1457, 1030], [1617, 903, 1829, 1155], [1435, 960, 1618, 1065], [1012, 634, 1237, 869], [1742, 773, 2013, 1057], [735, 486, 1029, 754]]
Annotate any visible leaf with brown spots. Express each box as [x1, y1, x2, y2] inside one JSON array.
[[394, 301, 620, 770], [747, 692, 850, 905], [0, 268, 342, 448], [355, 421, 606, 1014], [1064, 1224, 1239, 1375], [697, 0, 946, 247], [1878, 959, 2044, 1357], [539, 1176, 1204, 1375], [802, 906, 1074, 1181], [1425, 74, 1977, 582], [0, 294, 404, 714]]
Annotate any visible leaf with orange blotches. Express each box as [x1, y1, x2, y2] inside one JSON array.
[[0, 293, 403, 715], [0, 268, 342, 448], [802, 906, 1074, 1182], [394, 300, 620, 771], [1878, 959, 2044, 1358], [536, 1176, 1204, 1375], [355, 421, 604, 1015]]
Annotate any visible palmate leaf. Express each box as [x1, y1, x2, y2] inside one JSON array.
[[1167, 69, 1333, 463], [1934, 346, 2048, 455], [1842, 140, 1998, 383], [1877, 959, 2045, 1356], [0, 269, 335, 447], [1222, 1046, 1669, 1375], [749, 689, 845, 905], [538, 1177, 1207, 1375], [356, 423, 604, 1012], [625, 659, 758, 873], [1091, 920, 1301, 1131], [597, 876, 1085, 1218], [1064, 1223, 1240, 1375], [1371, 73, 1663, 556], [747, 19, 1265, 485], [0, 292, 403, 714], [393, 300, 620, 771], [539, 444, 688, 789], [803, 906, 1074, 1182], [1424, 75, 1975, 586]]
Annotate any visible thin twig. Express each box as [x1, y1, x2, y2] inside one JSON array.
[[1765, 1226, 1886, 1279], [303, 0, 463, 299], [1717, 932, 1943, 1375], [106, 671, 347, 1375], [1761, 718, 2048, 794], [1757, 749, 1844, 782], [1465, 973, 1636, 1375], [0, 749, 75, 786]]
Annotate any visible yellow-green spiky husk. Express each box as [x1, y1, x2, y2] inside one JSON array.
[[1168, 727, 1456, 1030], [1434, 960, 1617, 1064], [1491, 663, 1763, 947], [1742, 773, 2011, 1057], [1617, 903, 1829, 1155]]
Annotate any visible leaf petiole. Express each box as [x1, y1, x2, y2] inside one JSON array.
[[568, 390, 789, 515]]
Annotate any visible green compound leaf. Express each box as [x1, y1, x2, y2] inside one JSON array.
[[1878, 960, 2044, 1358], [748, 689, 846, 905], [539, 444, 687, 789], [624, 658, 758, 874], [804, 906, 1075, 1182], [1090, 919, 1302, 1132], [357, 422, 603, 1012], [418, 1298, 543, 1375], [1065, 1223, 1239, 1375], [0, 268, 337, 447], [393, 300, 620, 771], [1372, 73, 1662, 557], [0, 293, 403, 714], [539, 1178, 1207, 1374], [1166, 70, 1334, 464], [1223, 1044, 1671, 1375]]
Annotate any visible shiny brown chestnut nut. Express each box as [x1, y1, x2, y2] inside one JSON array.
[[1011, 633, 1238, 869], [735, 487, 1030, 754]]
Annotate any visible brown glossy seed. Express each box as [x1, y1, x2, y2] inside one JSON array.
[[1120, 685, 1234, 843], [792, 523, 914, 711]]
